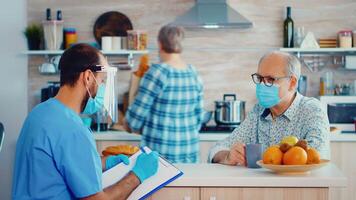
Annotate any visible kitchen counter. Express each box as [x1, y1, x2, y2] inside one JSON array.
[[94, 131, 353, 199], [93, 130, 356, 142], [146, 163, 346, 200], [168, 163, 347, 188]]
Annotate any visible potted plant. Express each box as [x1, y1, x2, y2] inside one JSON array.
[[24, 24, 43, 50]]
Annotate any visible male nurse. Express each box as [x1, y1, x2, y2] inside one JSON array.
[[12, 44, 158, 200]]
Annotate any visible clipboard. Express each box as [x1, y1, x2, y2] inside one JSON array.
[[102, 146, 183, 200]]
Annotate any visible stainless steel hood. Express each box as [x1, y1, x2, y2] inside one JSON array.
[[172, 0, 253, 29]]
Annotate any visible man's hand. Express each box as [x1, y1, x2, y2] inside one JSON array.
[[225, 143, 246, 166], [213, 143, 246, 166], [105, 154, 130, 171], [84, 152, 159, 200], [131, 151, 159, 183]]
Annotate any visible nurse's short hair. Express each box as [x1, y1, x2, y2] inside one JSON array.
[[59, 44, 103, 87], [259, 51, 301, 81], [158, 25, 185, 53]]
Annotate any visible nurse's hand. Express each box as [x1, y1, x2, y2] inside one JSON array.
[[131, 151, 159, 183], [105, 154, 130, 171], [224, 142, 246, 166]]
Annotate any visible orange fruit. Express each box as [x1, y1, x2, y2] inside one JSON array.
[[263, 145, 283, 165], [306, 148, 321, 164], [283, 146, 307, 165]]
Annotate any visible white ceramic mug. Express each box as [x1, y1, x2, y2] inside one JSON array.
[[39, 62, 57, 74], [112, 37, 121, 51], [50, 55, 61, 71], [101, 36, 112, 51], [121, 37, 128, 49]]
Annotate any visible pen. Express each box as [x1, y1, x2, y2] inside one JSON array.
[[140, 147, 146, 153]]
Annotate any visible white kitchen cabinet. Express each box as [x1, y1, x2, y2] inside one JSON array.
[[147, 187, 200, 200], [146, 187, 328, 200], [200, 187, 328, 200], [329, 142, 356, 200]]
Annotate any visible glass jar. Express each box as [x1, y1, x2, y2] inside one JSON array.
[[127, 30, 147, 50], [338, 30, 352, 48], [139, 31, 148, 50], [127, 30, 138, 50], [323, 71, 334, 95]]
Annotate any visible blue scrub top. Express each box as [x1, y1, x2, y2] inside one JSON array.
[[12, 98, 102, 199]]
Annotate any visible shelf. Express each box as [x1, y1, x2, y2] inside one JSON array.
[[24, 50, 149, 69], [279, 48, 356, 72], [23, 50, 149, 56], [280, 48, 356, 54]]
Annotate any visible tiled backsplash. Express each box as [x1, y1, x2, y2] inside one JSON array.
[[27, 0, 356, 112]]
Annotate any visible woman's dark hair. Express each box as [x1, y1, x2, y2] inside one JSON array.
[[59, 43, 102, 86]]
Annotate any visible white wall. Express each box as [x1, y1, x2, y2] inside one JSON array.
[[0, 0, 27, 199]]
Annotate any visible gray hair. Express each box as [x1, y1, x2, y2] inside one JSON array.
[[158, 25, 185, 53], [258, 51, 301, 81]]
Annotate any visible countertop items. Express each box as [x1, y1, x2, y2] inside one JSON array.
[[166, 163, 346, 188], [338, 30, 353, 48], [318, 38, 337, 48], [94, 131, 230, 142], [214, 94, 245, 127], [93, 131, 356, 142]]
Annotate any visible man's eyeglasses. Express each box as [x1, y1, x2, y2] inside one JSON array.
[[251, 73, 291, 87]]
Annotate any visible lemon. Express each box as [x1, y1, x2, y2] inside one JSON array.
[[280, 136, 299, 146]]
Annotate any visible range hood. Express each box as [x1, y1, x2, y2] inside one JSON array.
[[172, 0, 253, 29]]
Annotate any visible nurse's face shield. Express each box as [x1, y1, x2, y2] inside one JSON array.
[[90, 65, 118, 123]]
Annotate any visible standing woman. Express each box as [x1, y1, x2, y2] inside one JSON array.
[[125, 25, 204, 163]]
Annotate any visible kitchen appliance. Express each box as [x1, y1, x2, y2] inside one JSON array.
[[171, 0, 253, 29], [41, 81, 60, 102], [214, 94, 246, 127], [320, 95, 356, 132]]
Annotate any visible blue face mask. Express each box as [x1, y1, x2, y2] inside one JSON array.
[[82, 75, 106, 115], [256, 83, 281, 108]]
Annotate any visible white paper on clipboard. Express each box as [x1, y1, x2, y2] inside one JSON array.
[[102, 146, 183, 200]]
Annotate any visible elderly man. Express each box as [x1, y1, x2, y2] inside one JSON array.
[[209, 51, 330, 166]]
